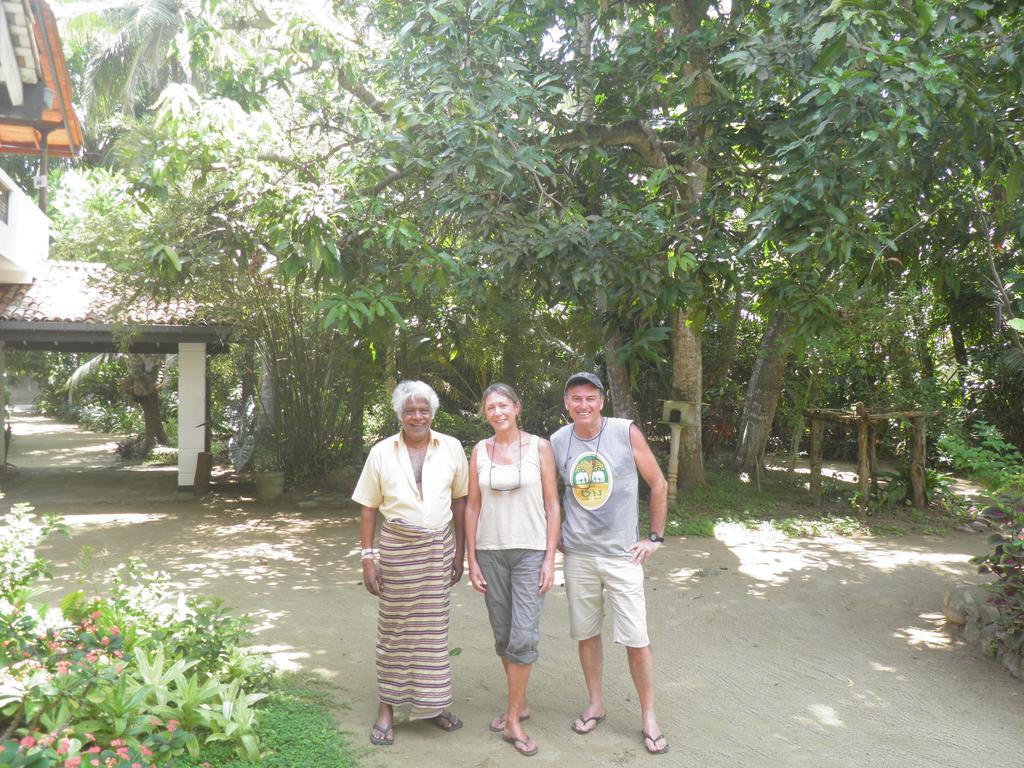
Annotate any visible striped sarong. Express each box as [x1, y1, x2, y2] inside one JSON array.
[[376, 517, 455, 716]]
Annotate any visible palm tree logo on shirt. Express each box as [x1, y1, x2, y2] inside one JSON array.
[[568, 451, 612, 510]]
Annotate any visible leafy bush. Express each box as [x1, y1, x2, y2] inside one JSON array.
[[175, 678, 355, 768], [870, 466, 965, 516], [938, 422, 1024, 491], [0, 509, 271, 768], [972, 495, 1024, 658], [950, 423, 1024, 660]]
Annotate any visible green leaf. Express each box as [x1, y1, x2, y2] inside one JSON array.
[[1008, 318, 1024, 332], [812, 22, 838, 48]]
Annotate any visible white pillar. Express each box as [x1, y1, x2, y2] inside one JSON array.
[[177, 342, 206, 488], [0, 342, 6, 471]]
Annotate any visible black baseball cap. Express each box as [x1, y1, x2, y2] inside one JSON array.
[[564, 371, 604, 393]]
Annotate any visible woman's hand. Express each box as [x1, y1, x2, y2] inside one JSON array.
[[468, 557, 487, 594], [539, 557, 555, 595], [362, 559, 383, 596]]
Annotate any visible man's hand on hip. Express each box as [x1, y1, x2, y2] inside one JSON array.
[[628, 539, 662, 565]]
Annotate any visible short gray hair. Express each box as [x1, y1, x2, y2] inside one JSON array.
[[391, 380, 440, 419]]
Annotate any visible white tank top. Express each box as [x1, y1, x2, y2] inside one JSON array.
[[475, 434, 547, 551]]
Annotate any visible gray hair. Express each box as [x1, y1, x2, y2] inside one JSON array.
[[391, 380, 440, 419], [481, 382, 521, 414]]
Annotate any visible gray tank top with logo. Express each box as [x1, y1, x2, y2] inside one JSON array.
[[550, 417, 638, 557]]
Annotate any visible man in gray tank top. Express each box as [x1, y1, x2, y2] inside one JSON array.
[[550, 372, 670, 755]]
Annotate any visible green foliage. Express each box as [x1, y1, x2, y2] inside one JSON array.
[[0, 506, 68, 602], [972, 494, 1024, 658], [0, 510, 271, 767], [938, 423, 1024, 491], [175, 678, 355, 768]]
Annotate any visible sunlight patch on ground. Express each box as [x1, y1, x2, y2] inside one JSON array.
[[247, 609, 288, 634], [248, 643, 309, 672], [666, 567, 702, 584], [794, 703, 845, 731], [12, 419, 95, 436], [201, 543, 302, 562], [894, 612, 955, 650], [62, 512, 168, 527], [831, 541, 972, 574], [714, 522, 835, 584]]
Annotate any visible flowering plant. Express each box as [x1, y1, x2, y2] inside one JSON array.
[[0, 510, 268, 767]]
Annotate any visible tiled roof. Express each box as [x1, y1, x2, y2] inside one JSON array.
[[0, 260, 221, 325]]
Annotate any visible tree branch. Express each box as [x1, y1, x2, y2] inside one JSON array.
[[548, 119, 672, 168]]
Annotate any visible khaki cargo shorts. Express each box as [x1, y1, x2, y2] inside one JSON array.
[[563, 552, 649, 647]]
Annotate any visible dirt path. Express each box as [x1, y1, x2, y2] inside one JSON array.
[[2, 416, 1022, 767]]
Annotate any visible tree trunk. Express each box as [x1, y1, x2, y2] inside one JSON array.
[[715, 290, 743, 392], [603, 327, 637, 420], [735, 309, 790, 474], [137, 390, 168, 453], [666, 1, 711, 487], [948, 319, 974, 412], [596, 287, 638, 420], [672, 306, 704, 487]]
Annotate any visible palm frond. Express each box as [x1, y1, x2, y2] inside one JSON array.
[[64, 353, 117, 400]]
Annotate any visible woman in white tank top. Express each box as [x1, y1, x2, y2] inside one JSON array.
[[465, 383, 561, 757]]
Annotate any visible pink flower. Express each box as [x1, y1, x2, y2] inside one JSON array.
[[166, 720, 180, 732], [140, 746, 152, 757], [108, 626, 120, 636], [109, 740, 125, 748], [100, 637, 110, 647], [115, 747, 129, 759], [91, 761, 100, 767], [18, 736, 35, 749], [86, 746, 101, 753], [56, 738, 71, 755], [64, 757, 81, 768], [90, 611, 102, 620]]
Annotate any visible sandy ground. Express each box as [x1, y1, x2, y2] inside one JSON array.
[[2, 414, 1022, 768]]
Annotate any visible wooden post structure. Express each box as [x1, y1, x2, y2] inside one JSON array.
[[661, 400, 699, 508], [804, 405, 936, 511], [809, 417, 823, 507], [867, 423, 879, 493], [666, 423, 683, 507], [910, 416, 926, 510], [855, 402, 869, 511]]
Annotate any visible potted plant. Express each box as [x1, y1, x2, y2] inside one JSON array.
[[251, 440, 285, 500]]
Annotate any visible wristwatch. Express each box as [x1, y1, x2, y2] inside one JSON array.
[[648, 531, 665, 544]]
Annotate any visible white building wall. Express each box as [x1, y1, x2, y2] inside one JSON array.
[[177, 342, 207, 487], [0, 166, 48, 282]]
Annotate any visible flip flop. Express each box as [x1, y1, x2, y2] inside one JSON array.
[[503, 734, 539, 757], [570, 713, 606, 735], [369, 722, 394, 746], [431, 710, 464, 732], [489, 713, 530, 732], [642, 730, 670, 755]]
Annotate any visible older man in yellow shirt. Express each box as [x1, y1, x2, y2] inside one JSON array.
[[353, 380, 469, 747]]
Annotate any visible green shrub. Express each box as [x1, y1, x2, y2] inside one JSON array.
[[175, 679, 355, 768], [0, 510, 270, 768], [938, 422, 1024, 491]]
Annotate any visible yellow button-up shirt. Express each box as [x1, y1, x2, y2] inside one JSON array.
[[351, 430, 469, 531]]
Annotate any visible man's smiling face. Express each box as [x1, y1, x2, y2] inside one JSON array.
[[564, 383, 604, 432]]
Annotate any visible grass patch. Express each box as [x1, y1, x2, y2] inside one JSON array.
[[662, 467, 962, 539], [143, 446, 179, 466], [176, 675, 356, 768]]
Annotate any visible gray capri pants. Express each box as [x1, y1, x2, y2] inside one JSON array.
[[476, 548, 546, 665]]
